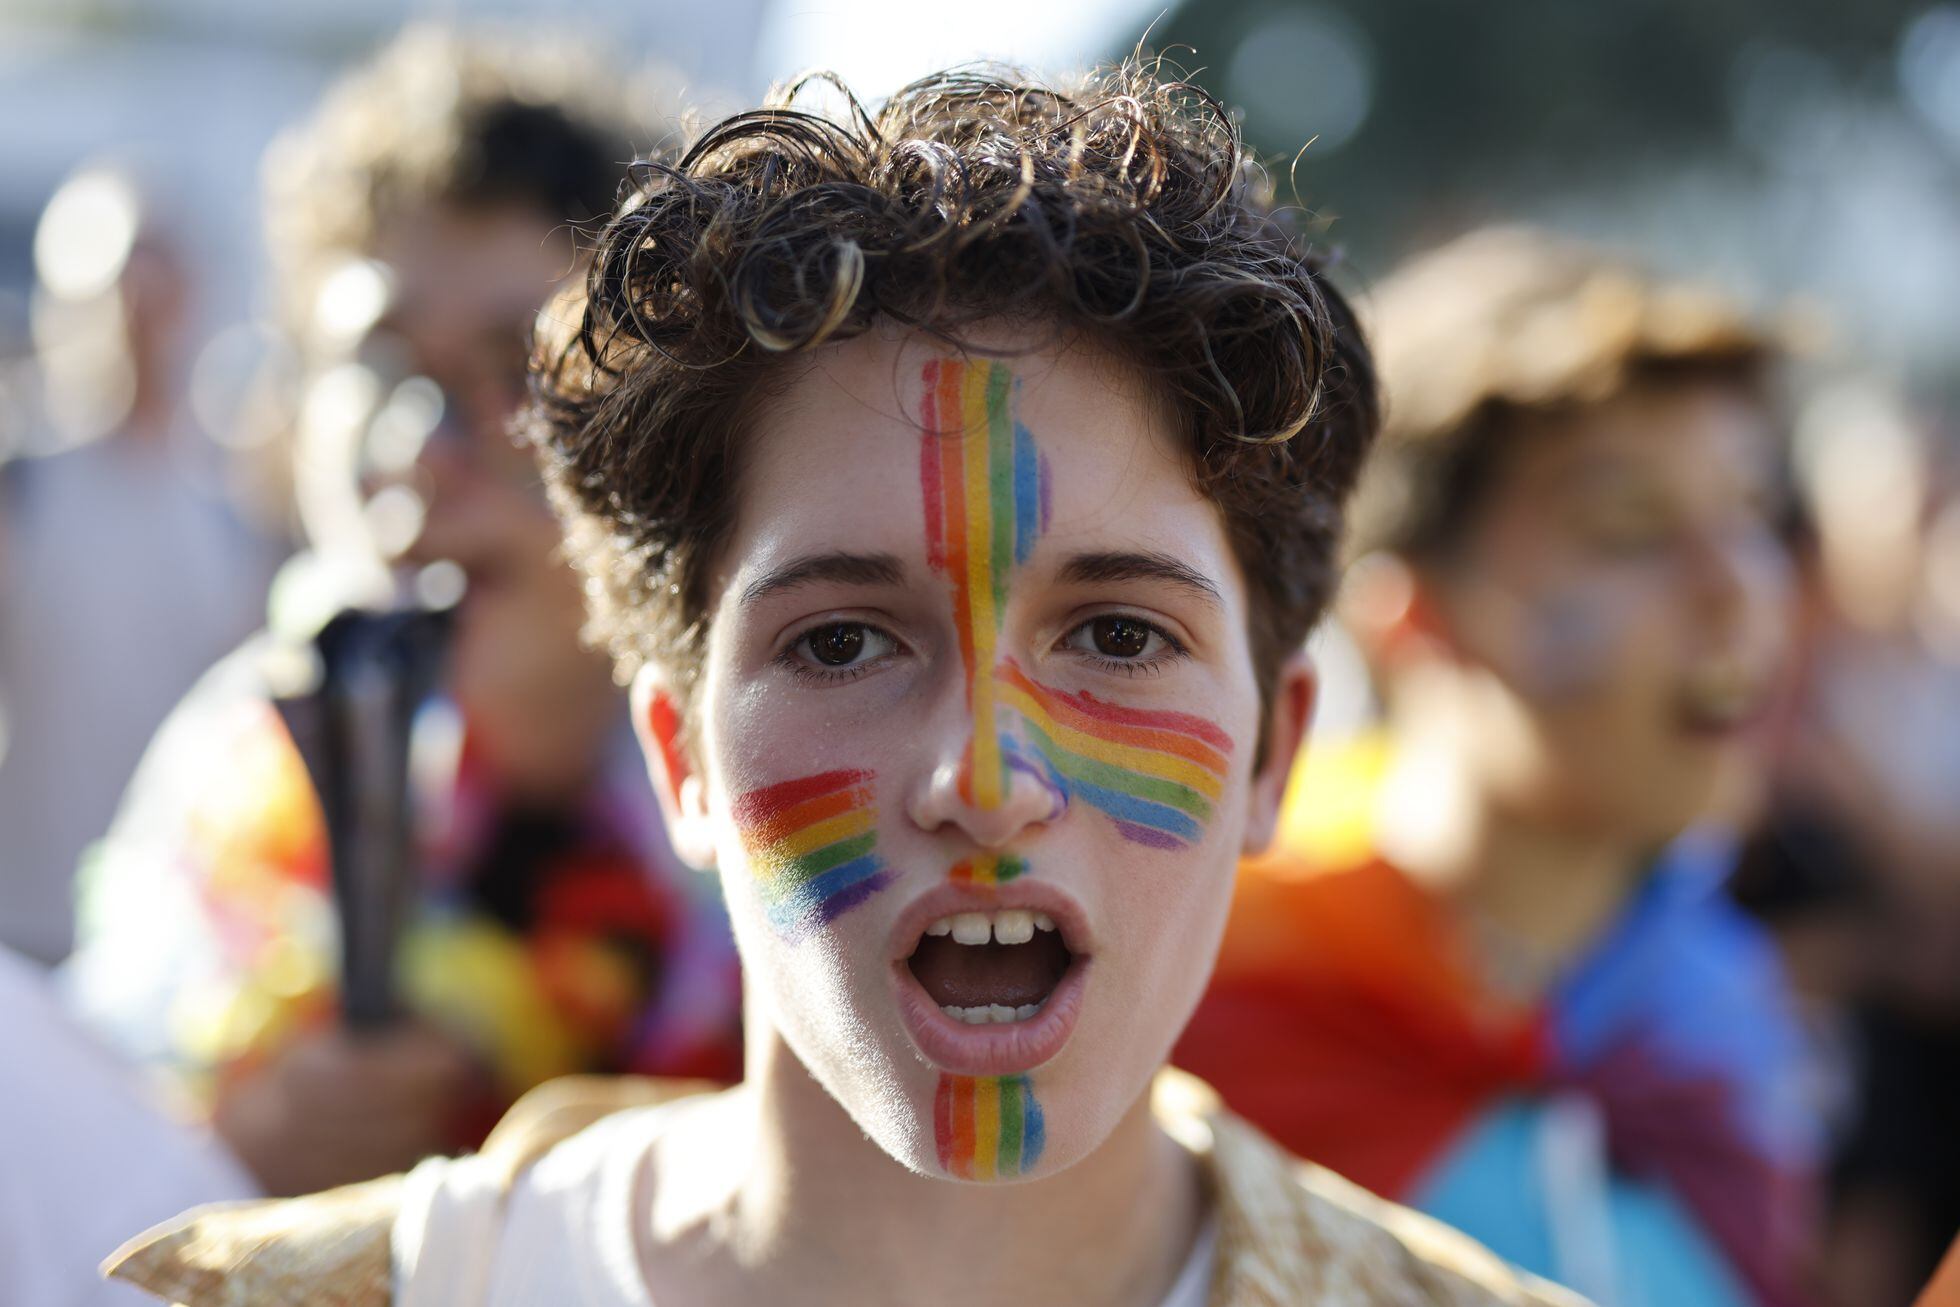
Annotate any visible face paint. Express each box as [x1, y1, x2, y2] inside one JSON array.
[[1515, 587, 1631, 701], [920, 356, 1048, 816], [994, 661, 1233, 848], [919, 354, 1235, 856], [934, 1072, 1046, 1178], [734, 769, 893, 935]]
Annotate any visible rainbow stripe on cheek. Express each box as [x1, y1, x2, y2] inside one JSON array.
[[996, 662, 1234, 848], [920, 357, 1047, 818], [733, 770, 893, 934], [935, 1073, 1046, 1178]]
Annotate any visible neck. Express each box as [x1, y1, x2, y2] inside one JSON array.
[[1377, 734, 1646, 999], [650, 1023, 1204, 1307]]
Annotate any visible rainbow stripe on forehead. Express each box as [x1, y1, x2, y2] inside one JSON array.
[[920, 356, 1048, 882], [935, 1073, 1045, 1179], [734, 770, 893, 934]]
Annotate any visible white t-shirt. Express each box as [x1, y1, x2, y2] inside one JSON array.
[[0, 947, 256, 1305], [395, 1098, 1219, 1307]]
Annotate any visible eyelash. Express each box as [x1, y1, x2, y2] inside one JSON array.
[[1071, 617, 1189, 678], [773, 615, 1192, 686]]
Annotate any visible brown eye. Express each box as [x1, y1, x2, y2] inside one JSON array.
[[808, 624, 867, 666], [1091, 616, 1152, 658]]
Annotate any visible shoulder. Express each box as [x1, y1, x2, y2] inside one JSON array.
[[1153, 1070, 1589, 1307], [103, 1076, 719, 1307]]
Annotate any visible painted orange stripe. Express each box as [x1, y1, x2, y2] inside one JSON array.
[[738, 787, 860, 849], [998, 664, 1230, 774]]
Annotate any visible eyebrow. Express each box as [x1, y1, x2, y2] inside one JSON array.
[[739, 551, 909, 606], [1054, 550, 1224, 610]]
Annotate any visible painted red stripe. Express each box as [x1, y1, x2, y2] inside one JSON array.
[[934, 1073, 954, 1171], [997, 664, 1231, 773], [732, 769, 871, 827], [921, 359, 946, 571], [1003, 664, 1234, 753]]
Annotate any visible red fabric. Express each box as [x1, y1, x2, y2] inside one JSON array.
[[1175, 855, 1546, 1197]]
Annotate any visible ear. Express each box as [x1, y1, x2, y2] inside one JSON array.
[[629, 666, 717, 870], [1339, 550, 1464, 671], [1242, 652, 1316, 855]]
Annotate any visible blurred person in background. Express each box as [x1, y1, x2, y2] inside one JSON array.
[[62, 26, 743, 1199], [0, 167, 273, 967], [1175, 227, 1820, 1307], [0, 942, 256, 1306], [1733, 386, 1960, 1307]]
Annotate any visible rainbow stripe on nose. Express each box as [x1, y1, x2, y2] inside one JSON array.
[[995, 662, 1233, 849], [920, 356, 1047, 814], [734, 770, 893, 933], [935, 1073, 1046, 1179]]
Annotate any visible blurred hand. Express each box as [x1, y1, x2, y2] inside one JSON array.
[[213, 1021, 483, 1197]]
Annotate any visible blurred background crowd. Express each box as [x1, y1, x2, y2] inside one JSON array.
[[0, 1, 1955, 1305]]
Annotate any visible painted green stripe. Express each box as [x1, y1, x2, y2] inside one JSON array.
[[771, 831, 877, 884], [1022, 722, 1213, 819], [997, 1075, 1023, 1175]]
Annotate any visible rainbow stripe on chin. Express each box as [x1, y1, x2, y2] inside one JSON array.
[[733, 770, 893, 934], [996, 661, 1233, 848], [935, 1073, 1046, 1179]]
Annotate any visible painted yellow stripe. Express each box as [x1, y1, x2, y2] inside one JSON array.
[[963, 366, 1002, 809], [757, 808, 873, 863], [972, 1074, 1000, 1180], [996, 682, 1226, 798]]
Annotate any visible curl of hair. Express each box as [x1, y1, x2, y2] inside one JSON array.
[[524, 59, 1379, 716]]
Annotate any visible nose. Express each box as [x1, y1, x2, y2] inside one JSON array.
[[908, 674, 1066, 858]]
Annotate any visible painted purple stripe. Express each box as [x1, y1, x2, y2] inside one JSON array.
[[1113, 820, 1184, 850], [816, 869, 896, 923]]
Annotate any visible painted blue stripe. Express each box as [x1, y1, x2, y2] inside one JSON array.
[[1055, 770, 1202, 842], [800, 854, 886, 907], [1018, 1076, 1045, 1170], [1013, 417, 1040, 564], [768, 854, 886, 926]]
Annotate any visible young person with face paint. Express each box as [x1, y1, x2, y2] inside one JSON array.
[[105, 68, 1586, 1307], [1175, 228, 1821, 1307]]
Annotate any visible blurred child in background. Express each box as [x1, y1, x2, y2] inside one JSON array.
[[64, 27, 743, 1198], [1176, 227, 1820, 1307]]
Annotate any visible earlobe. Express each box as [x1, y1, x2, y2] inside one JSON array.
[[1242, 655, 1315, 855], [630, 668, 718, 870]]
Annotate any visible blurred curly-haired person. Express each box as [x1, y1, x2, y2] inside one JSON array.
[[105, 63, 1587, 1307], [64, 26, 744, 1199], [1178, 227, 1820, 1307]]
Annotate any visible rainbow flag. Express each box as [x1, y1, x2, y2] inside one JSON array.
[[935, 1073, 1046, 1179], [733, 770, 892, 933]]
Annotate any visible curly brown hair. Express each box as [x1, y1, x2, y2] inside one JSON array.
[[523, 61, 1379, 728]]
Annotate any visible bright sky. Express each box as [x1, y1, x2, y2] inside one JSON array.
[[752, 0, 1172, 99]]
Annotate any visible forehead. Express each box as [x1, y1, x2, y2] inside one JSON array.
[[726, 328, 1227, 573], [368, 202, 568, 337], [1502, 379, 1779, 499]]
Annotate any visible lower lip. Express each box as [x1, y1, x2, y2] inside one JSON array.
[[892, 954, 1090, 1077]]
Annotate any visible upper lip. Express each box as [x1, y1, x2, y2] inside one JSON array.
[[888, 879, 1096, 962]]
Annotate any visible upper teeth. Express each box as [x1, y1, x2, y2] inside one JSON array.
[[925, 910, 1058, 946], [942, 1002, 1045, 1024]]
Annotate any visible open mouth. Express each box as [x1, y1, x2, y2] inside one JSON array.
[[908, 910, 1073, 1024], [1678, 655, 1773, 736], [892, 886, 1092, 1075]]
